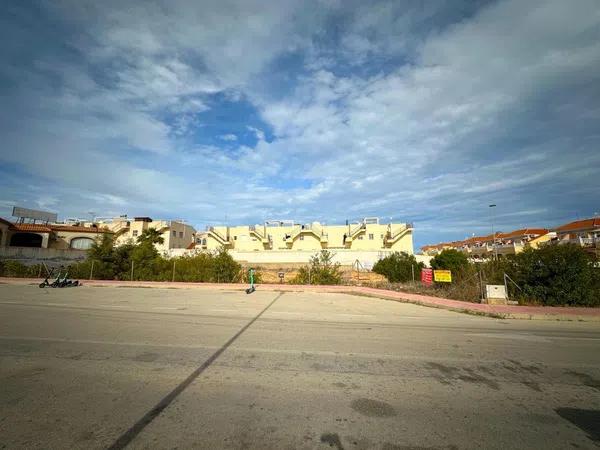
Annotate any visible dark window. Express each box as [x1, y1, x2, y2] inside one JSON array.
[[9, 233, 43, 247]]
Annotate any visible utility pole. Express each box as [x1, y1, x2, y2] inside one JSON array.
[[489, 204, 497, 260]]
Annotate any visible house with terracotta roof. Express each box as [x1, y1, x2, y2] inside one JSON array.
[[493, 229, 553, 256], [554, 217, 600, 251], [421, 228, 552, 259], [0, 218, 112, 250]]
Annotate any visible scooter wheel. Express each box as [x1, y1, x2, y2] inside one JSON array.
[[39, 283, 46, 288]]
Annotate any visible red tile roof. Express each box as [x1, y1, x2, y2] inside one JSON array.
[[2, 218, 112, 234], [50, 225, 112, 234], [10, 223, 52, 233], [496, 228, 549, 239], [555, 218, 600, 232]]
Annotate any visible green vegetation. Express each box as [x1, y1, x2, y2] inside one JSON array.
[[372, 252, 424, 283], [375, 245, 600, 307], [508, 244, 600, 306], [293, 250, 342, 285], [430, 249, 471, 279], [0, 235, 245, 283]]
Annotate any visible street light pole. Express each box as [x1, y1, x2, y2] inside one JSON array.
[[489, 204, 497, 260]]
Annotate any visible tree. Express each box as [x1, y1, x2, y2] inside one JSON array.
[[293, 250, 342, 285], [510, 244, 599, 306], [88, 233, 115, 264], [210, 247, 242, 283], [137, 228, 164, 246], [430, 249, 470, 277], [373, 252, 424, 283]]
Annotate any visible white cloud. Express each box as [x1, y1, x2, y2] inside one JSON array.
[[219, 134, 238, 141], [1, 0, 599, 246]]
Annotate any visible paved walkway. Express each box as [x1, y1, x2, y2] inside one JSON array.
[[2, 277, 599, 321]]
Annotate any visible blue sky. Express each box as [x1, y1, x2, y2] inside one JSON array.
[[0, 0, 599, 250]]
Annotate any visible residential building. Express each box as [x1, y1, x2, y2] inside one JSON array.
[[554, 217, 600, 254], [0, 217, 112, 250], [195, 217, 414, 255], [421, 228, 552, 259], [107, 216, 196, 253]]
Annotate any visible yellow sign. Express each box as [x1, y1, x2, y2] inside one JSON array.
[[434, 270, 452, 282]]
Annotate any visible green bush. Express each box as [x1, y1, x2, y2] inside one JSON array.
[[509, 244, 600, 306], [292, 250, 342, 285], [430, 249, 472, 280], [0, 261, 42, 277], [373, 252, 424, 283]]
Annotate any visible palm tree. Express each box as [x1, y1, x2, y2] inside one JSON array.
[[137, 228, 164, 246]]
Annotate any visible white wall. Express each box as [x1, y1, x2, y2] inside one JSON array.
[[165, 248, 433, 268]]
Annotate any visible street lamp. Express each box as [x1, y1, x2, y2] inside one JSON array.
[[489, 204, 497, 260]]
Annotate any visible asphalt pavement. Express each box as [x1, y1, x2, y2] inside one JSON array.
[[0, 284, 599, 449]]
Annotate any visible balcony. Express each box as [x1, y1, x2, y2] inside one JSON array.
[[284, 224, 328, 246], [206, 226, 233, 247], [383, 223, 413, 247]]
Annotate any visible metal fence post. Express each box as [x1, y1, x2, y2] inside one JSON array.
[[172, 259, 176, 282], [411, 264, 415, 284], [131, 260, 134, 281], [90, 260, 95, 280]]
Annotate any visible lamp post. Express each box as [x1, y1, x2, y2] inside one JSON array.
[[489, 204, 497, 260]]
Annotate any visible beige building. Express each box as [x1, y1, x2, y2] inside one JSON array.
[[0, 217, 111, 250], [195, 217, 414, 254], [107, 216, 196, 253]]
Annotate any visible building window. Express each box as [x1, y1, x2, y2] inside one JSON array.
[[133, 230, 138, 237], [358, 235, 363, 240], [234, 236, 237, 240], [299, 235, 304, 240], [179, 231, 183, 238], [380, 234, 384, 239], [369, 234, 374, 240], [70, 237, 95, 250], [172, 230, 177, 237]]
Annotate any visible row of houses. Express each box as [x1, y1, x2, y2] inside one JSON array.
[[0, 216, 195, 254], [0, 214, 415, 257], [421, 217, 600, 258]]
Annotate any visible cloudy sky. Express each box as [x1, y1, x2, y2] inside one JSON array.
[[1, 0, 599, 249]]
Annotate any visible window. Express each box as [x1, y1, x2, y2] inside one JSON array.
[[380, 234, 384, 239], [369, 233, 374, 240], [358, 235, 363, 240], [172, 230, 177, 237], [234, 236, 237, 240], [70, 237, 95, 250], [299, 235, 304, 240], [132, 230, 138, 237], [179, 231, 183, 238]]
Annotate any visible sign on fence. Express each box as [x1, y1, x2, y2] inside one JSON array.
[[421, 268, 433, 285], [433, 269, 452, 283]]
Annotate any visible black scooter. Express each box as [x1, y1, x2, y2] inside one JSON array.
[[39, 267, 58, 288], [39, 268, 79, 288]]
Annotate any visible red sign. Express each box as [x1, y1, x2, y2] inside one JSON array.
[[421, 268, 433, 285]]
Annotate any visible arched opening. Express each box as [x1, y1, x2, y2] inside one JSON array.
[[10, 233, 43, 248], [70, 237, 95, 250]]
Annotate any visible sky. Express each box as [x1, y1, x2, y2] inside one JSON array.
[[0, 0, 599, 250]]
